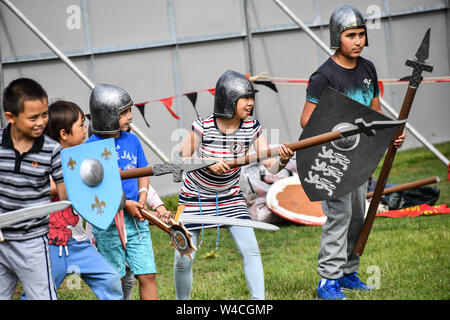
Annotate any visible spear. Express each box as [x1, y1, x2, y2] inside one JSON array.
[[226, 118, 404, 169], [366, 176, 440, 199], [354, 29, 434, 256]]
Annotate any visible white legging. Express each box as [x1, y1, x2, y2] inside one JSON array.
[[173, 225, 265, 300]]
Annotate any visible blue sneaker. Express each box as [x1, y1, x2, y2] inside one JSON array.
[[317, 279, 347, 300], [338, 273, 372, 291]]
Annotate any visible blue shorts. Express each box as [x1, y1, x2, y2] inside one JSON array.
[[93, 214, 157, 278], [49, 238, 123, 300]]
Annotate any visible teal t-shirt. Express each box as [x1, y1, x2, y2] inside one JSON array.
[[306, 56, 380, 107]]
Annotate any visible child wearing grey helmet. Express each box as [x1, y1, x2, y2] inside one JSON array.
[[300, 5, 405, 300], [174, 70, 294, 300]]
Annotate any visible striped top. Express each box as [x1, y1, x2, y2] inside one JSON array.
[[179, 114, 262, 230], [0, 125, 64, 240]]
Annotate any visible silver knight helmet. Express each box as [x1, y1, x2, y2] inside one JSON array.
[[213, 70, 258, 118], [89, 83, 133, 134], [329, 4, 368, 50]]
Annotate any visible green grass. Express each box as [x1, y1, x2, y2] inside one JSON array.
[[34, 142, 450, 300], [374, 141, 450, 205]]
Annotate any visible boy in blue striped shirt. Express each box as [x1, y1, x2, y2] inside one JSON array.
[[0, 78, 67, 299]]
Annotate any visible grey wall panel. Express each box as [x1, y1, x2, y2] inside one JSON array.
[[248, 0, 316, 29], [87, 0, 170, 49], [92, 48, 175, 103], [251, 29, 321, 144], [0, 0, 85, 58], [91, 48, 180, 157], [383, 11, 450, 149], [173, 0, 243, 38], [319, 0, 384, 26], [3, 57, 92, 113], [390, 13, 448, 80], [388, 0, 446, 11], [177, 39, 247, 128]]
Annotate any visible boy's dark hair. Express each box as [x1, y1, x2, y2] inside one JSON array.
[[44, 100, 85, 142], [3, 78, 48, 116]]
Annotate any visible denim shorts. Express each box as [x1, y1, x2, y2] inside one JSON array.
[[93, 215, 157, 278]]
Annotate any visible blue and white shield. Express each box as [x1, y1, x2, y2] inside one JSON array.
[[61, 138, 121, 230]]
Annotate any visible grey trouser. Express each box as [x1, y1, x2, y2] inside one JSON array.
[[174, 226, 265, 300], [0, 235, 57, 300], [318, 182, 367, 279]]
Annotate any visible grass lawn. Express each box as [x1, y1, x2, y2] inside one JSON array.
[[35, 142, 450, 300]]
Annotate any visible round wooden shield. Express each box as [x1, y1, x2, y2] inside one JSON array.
[[266, 175, 326, 226]]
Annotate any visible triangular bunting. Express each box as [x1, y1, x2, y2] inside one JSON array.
[[185, 92, 198, 106], [399, 75, 411, 81], [253, 80, 278, 92], [184, 92, 200, 117], [378, 81, 384, 98], [207, 88, 215, 96], [160, 97, 181, 120], [134, 103, 151, 127]]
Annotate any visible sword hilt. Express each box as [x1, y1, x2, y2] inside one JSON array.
[[140, 208, 196, 259], [405, 59, 433, 88]]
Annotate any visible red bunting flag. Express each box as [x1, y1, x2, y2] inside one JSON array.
[[378, 80, 384, 98], [130, 75, 446, 124], [160, 97, 181, 120]]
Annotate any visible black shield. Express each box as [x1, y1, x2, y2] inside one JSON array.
[[297, 87, 400, 201]]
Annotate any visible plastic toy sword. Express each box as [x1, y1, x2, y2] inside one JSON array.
[[0, 201, 72, 241], [354, 28, 434, 256], [140, 205, 280, 259]]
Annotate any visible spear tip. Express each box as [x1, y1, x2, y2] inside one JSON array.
[[415, 28, 431, 62]]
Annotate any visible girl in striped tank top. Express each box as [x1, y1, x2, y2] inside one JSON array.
[[174, 70, 293, 300]]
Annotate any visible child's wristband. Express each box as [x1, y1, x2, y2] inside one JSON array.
[[138, 187, 148, 194]]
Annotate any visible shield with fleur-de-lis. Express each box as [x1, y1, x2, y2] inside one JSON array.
[[61, 138, 121, 229]]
